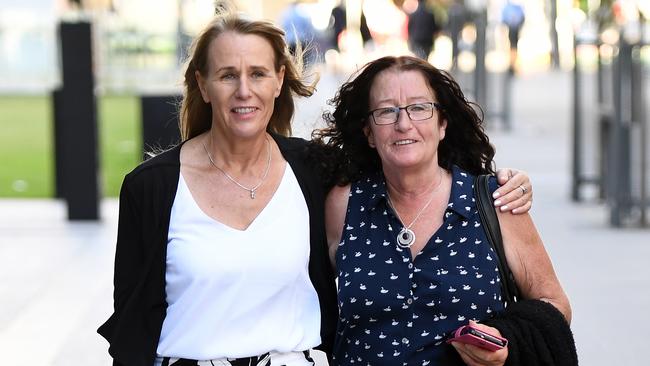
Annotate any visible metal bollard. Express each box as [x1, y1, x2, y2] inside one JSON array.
[[53, 21, 99, 221], [571, 35, 582, 201], [473, 10, 487, 113], [501, 68, 513, 130], [609, 37, 634, 226], [630, 45, 647, 227]]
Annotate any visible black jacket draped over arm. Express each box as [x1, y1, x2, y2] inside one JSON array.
[[483, 299, 578, 366]]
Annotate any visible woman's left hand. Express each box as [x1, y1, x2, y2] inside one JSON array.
[[450, 322, 508, 366], [494, 168, 532, 214]]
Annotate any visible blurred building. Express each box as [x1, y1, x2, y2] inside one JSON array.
[[2, 0, 647, 94]]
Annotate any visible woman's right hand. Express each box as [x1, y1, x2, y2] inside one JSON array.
[[449, 321, 508, 366]]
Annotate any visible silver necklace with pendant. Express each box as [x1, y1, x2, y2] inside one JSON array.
[[386, 171, 443, 248], [202, 136, 271, 199]]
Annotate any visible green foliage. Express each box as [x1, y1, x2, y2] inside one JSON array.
[[0, 95, 141, 198]]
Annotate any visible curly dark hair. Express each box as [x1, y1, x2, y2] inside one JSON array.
[[312, 55, 496, 185]]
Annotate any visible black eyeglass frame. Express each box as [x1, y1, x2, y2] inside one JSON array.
[[367, 102, 443, 125]]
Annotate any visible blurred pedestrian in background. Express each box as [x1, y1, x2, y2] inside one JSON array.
[[329, 1, 346, 51], [407, 0, 441, 60], [280, 0, 317, 66], [446, 0, 468, 69], [501, 0, 525, 73], [328, 0, 373, 52]]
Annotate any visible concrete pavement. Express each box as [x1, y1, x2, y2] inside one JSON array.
[[488, 70, 649, 365], [1, 68, 648, 365]]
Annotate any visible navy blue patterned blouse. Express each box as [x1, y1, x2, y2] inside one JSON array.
[[333, 166, 505, 366]]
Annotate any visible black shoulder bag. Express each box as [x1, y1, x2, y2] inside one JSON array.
[[474, 175, 520, 306]]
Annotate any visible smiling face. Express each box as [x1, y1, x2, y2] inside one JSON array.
[[364, 68, 447, 173], [196, 31, 285, 140]]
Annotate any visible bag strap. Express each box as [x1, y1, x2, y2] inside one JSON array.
[[474, 174, 520, 306]]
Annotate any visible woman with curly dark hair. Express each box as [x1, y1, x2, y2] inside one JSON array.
[[319, 56, 574, 365], [315, 56, 501, 184]]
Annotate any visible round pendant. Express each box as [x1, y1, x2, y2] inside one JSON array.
[[396, 227, 415, 248]]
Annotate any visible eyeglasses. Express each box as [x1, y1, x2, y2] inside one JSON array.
[[367, 102, 442, 125]]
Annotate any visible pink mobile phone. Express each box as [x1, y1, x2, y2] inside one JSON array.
[[446, 324, 508, 352]]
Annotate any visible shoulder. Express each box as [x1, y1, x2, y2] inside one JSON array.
[[273, 134, 309, 149], [123, 144, 181, 187], [274, 135, 338, 166], [274, 134, 343, 187], [351, 171, 385, 190], [272, 134, 312, 173], [272, 134, 312, 161], [451, 166, 499, 196], [347, 172, 388, 208]]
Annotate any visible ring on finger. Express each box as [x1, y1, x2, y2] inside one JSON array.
[[519, 185, 527, 195]]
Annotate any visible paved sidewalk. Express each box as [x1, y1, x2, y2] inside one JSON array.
[[488, 70, 649, 365], [1, 69, 648, 365]]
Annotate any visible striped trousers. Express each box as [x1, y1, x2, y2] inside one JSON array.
[[157, 350, 315, 366]]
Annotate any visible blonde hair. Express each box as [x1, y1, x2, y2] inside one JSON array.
[[179, 8, 316, 140]]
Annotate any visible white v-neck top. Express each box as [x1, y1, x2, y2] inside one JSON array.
[[156, 164, 320, 359]]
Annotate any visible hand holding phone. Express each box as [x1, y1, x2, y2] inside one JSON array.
[[446, 324, 508, 352]]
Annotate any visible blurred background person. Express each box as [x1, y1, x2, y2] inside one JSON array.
[[501, 0, 525, 74], [446, 0, 468, 70], [279, 0, 317, 66], [407, 0, 441, 60], [327, 0, 373, 52], [329, 1, 347, 51]]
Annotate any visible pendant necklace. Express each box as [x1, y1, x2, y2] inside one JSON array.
[[386, 171, 444, 248], [202, 136, 271, 199]]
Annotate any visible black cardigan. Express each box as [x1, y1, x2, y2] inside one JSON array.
[[97, 135, 338, 366], [483, 299, 578, 366]]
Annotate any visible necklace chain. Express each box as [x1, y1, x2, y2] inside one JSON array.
[[386, 170, 444, 248], [202, 136, 271, 199]]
